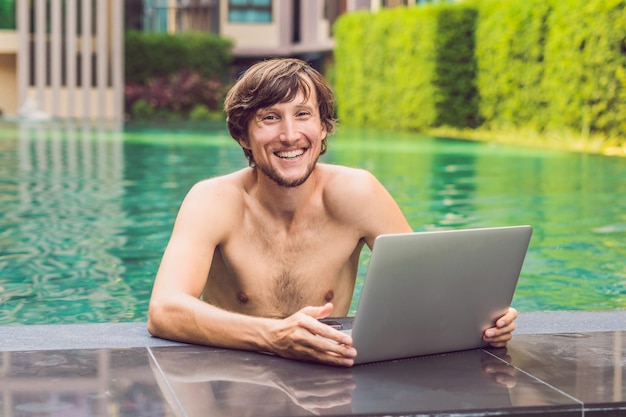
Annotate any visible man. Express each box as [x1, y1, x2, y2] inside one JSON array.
[[147, 58, 517, 367]]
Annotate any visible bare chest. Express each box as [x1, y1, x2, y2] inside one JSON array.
[[206, 220, 363, 317]]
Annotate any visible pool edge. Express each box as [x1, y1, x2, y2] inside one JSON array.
[[1, 310, 625, 352]]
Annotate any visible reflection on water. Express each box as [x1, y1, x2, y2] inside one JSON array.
[[1, 123, 130, 324], [0, 122, 625, 324]]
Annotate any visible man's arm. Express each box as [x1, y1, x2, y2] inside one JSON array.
[[147, 180, 357, 366]]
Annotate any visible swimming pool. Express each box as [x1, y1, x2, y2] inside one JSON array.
[[0, 121, 624, 325]]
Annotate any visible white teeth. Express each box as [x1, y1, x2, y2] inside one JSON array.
[[276, 149, 304, 158]]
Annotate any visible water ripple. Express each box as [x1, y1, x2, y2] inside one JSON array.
[[2, 123, 626, 323]]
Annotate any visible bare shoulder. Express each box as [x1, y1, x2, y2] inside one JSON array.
[[319, 164, 386, 203], [319, 163, 378, 190], [186, 169, 248, 204], [318, 164, 411, 242], [175, 169, 249, 241]]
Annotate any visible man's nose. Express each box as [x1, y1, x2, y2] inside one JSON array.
[[279, 118, 301, 142]]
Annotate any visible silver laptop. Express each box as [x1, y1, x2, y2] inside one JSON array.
[[334, 225, 532, 365]]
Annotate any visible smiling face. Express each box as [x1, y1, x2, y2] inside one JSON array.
[[240, 82, 327, 188], [224, 58, 336, 171]]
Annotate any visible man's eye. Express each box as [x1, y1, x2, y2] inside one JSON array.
[[296, 111, 311, 118], [262, 114, 278, 121]]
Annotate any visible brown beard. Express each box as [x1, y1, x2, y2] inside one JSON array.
[[257, 151, 319, 188]]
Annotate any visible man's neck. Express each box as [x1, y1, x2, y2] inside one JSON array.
[[251, 167, 320, 224]]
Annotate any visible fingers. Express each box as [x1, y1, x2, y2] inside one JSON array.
[[496, 307, 518, 328], [268, 306, 357, 367], [301, 302, 335, 320], [304, 321, 357, 366], [300, 302, 354, 347], [483, 323, 515, 346], [483, 307, 518, 347], [291, 329, 357, 367]]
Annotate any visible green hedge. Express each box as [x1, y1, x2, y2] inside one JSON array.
[[475, 0, 626, 138], [473, 0, 551, 131], [334, 5, 477, 131], [540, 0, 626, 138], [333, 0, 626, 142], [433, 6, 479, 128], [125, 30, 233, 84]]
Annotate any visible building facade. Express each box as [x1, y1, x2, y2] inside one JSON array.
[[0, 0, 124, 121], [134, 0, 440, 64], [0, 0, 437, 120], [137, 0, 370, 62]]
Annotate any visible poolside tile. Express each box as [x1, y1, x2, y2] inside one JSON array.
[[149, 345, 580, 417], [1, 323, 625, 416], [492, 331, 626, 416], [0, 348, 177, 417]]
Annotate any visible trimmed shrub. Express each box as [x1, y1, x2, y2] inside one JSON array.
[[473, 0, 551, 131], [334, 5, 478, 131], [333, 11, 374, 127], [433, 6, 479, 128], [334, 8, 439, 130], [333, 0, 626, 143], [541, 0, 626, 138], [124, 30, 233, 85]]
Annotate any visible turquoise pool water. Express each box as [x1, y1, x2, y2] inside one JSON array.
[[0, 121, 625, 325]]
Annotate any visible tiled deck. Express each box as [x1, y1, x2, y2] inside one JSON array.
[[1, 311, 625, 417]]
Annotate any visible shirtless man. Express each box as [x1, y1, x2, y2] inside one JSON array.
[[147, 58, 518, 367]]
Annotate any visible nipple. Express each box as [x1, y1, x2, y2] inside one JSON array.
[[237, 291, 249, 304], [324, 290, 334, 302]]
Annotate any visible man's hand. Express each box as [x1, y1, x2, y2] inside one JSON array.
[[482, 307, 518, 347], [266, 303, 357, 367]]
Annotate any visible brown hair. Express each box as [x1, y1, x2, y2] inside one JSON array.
[[224, 58, 336, 166]]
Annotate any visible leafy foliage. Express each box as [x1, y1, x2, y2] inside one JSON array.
[[433, 6, 479, 128], [124, 31, 233, 119], [125, 69, 227, 120], [472, 0, 551, 131], [540, 0, 626, 138], [125, 31, 233, 84], [333, 0, 626, 144], [334, 5, 478, 131]]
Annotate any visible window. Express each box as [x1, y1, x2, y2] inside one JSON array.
[[228, 0, 272, 23]]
